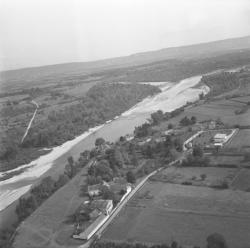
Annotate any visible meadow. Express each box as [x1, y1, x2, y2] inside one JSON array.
[[101, 182, 250, 248]]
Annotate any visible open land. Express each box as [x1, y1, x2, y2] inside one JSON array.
[[101, 181, 250, 248]]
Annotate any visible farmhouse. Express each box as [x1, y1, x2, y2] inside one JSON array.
[[88, 181, 110, 196], [74, 199, 113, 240], [214, 133, 227, 144], [88, 184, 102, 196], [89, 199, 113, 215]]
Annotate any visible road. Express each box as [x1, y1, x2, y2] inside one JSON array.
[[21, 100, 39, 143]]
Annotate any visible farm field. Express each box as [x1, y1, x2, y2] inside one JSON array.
[[101, 182, 250, 248], [185, 99, 250, 126], [208, 129, 250, 168], [209, 155, 246, 167], [231, 169, 250, 191], [224, 129, 250, 153], [150, 166, 239, 188], [154, 97, 250, 133]]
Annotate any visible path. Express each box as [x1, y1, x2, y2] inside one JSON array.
[[21, 100, 39, 143]]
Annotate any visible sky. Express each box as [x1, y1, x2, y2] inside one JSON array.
[[0, 0, 250, 71]]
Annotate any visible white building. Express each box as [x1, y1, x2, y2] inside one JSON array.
[[88, 184, 102, 197], [214, 133, 227, 144]]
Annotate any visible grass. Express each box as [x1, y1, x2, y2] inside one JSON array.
[[101, 182, 250, 248], [224, 129, 250, 153], [231, 169, 250, 191], [150, 166, 238, 188], [12, 166, 88, 248]]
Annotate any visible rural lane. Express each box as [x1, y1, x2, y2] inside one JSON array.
[[21, 100, 39, 143]]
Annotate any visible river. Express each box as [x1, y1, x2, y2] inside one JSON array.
[[0, 75, 207, 212]]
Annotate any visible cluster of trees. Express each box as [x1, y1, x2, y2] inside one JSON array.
[[134, 107, 185, 138], [21, 83, 159, 148], [87, 138, 139, 184], [0, 83, 159, 172], [91, 233, 228, 248], [182, 145, 210, 167], [141, 135, 182, 160], [179, 116, 196, 126]]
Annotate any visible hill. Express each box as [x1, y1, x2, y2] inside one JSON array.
[[1, 35, 250, 92]]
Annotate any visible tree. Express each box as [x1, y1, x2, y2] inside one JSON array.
[[191, 116, 197, 124], [192, 145, 204, 157], [67, 156, 74, 166], [64, 162, 76, 179], [151, 110, 164, 125], [94, 160, 113, 181], [95, 137, 105, 147], [174, 138, 183, 152], [144, 145, 153, 158], [55, 174, 69, 188], [199, 92, 204, 100], [206, 233, 228, 248], [119, 136, 126, 142], [171, 241, 178, 248], [126, 171, 136, 184], [200, 174, 207, 181], [168, 123, 173, 129]]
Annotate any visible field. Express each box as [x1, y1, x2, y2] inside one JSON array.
[[101, 181, 250, 248], [224, 129, 250, 153], [185, 98, 250, 126], [231, 169, 250, 191], [207, 129, 250, 168], [150, 166, 238, 188], [12, 167, 88, 248]]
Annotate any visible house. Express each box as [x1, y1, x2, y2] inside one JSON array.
[[74, 200, 113, 240], [214, 133, 227, 144], [89, 199, 113, 215], [88, 184, 102, 197], [164, 129, 174, 136], [87, 181, 110, 197]]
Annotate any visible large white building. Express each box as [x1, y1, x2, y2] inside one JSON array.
[[214, 133, 227, 144]]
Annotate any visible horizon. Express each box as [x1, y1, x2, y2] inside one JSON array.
[[2, 34, 250, 73], [1, 0, 250, 71]]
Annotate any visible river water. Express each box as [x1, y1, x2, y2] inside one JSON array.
[[0, 75, 207, 211]]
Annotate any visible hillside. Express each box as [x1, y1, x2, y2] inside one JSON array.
[[1, 36, 250, 92]]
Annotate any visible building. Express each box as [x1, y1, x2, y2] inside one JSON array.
[[89, 199, 113, 215], [87, 181, 110, 197], [74, 199, 113, 240], [88, 184, 102, 197], [214, 133, 227, 144]]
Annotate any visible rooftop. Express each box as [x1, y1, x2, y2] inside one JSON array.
[[214, 133, 227, 139]]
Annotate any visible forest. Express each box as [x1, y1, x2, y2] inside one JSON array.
[[0, 83, 159, 171]]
